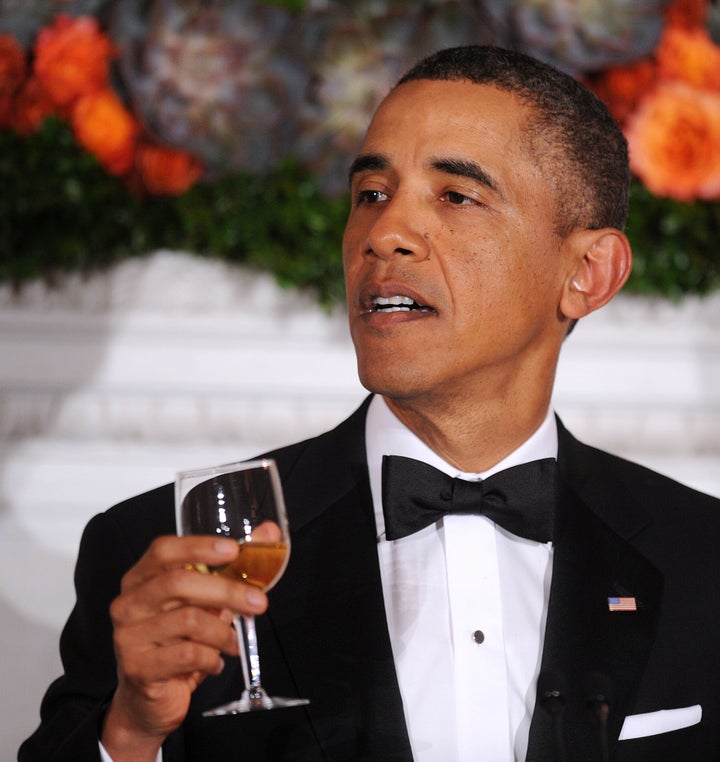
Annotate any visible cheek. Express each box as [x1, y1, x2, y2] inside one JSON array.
[[450, 242, 553, 334], [341, 232, 357, 281], [449, 241, 510, 308], [342, 212, 368, 262]]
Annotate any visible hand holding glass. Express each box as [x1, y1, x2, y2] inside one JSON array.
[[176, 459, 309, 715]]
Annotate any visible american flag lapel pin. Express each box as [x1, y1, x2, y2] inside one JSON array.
[[608, 596, 637, 612]]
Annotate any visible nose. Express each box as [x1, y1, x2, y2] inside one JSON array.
[[364, 194, 430, 262]]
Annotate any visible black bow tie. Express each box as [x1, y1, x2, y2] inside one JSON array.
[[381, 455, 556, 542]]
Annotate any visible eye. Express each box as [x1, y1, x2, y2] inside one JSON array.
[[356, 188, 389, 205], [444, 190, 478, 206]]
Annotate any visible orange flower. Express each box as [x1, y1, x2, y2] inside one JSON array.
[[664, 0, 709, 29], [9, 75, 57, 134], [626, 81, 720, 201], [656, 26, 720, 90], [136, 141, 203, 195], [34, 15, 113, 109], [588, 59, 657, 124], [0, 32, 27, 126], [71, 89, 139, 175], [0, 33, 25, 93]]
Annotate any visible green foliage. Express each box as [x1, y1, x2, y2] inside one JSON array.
[[264, 0, 306, 10], [1, 118, 348, 305], [625, 180, 720, 299], [1, 118, 139, 282], [178, 168, 348, 305], [3, 120, 720, 305]]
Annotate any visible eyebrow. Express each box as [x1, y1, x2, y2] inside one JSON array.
[[348, 154, 388, 186], [347, 153, 504, 198], [430, 157, 501, 196]]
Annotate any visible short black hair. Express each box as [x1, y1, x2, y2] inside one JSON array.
[[397, 46, 630, 236]]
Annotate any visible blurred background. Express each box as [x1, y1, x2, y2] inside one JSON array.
[[2, 0, 720, 756]]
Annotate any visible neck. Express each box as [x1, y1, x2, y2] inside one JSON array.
[[383, 386, 553, 473]]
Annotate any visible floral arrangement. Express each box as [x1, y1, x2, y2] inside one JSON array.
[[0, 13, 202, 195], [1, 0, 719, 303], [586, 0, 720, 295], [589, 1, 720, 202]]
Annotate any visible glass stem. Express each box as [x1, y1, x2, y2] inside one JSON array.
[[235, 614, 264, 698]]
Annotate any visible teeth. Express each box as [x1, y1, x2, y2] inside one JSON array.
[[370, 294, 433, 313], [374, 295, 415, 307]]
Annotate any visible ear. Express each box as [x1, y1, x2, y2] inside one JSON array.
[[560, 228, 632, 320]]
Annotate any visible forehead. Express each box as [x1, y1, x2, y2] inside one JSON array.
[[359, 79, 546, 197], [364, 79, 533, 158]]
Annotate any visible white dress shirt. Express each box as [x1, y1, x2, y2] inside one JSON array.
[[366, 395, 557, 762], [100, 740, 161, 761], [100, 741, 161, 761]]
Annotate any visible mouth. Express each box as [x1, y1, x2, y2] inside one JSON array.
[[369, 294, 436, 314]]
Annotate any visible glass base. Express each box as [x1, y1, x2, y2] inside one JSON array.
[[203, 687, 310, 716]]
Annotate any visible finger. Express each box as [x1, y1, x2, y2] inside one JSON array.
[[111, 566, 268, 626], [122, 535, 240, 591], [115, 605, 239, 664], [252, 521, 282, 543], [119, 635, 228, 685]]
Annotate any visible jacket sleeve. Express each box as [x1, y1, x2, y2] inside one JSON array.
[[18, 502, 183, 762], [19, 511, 127, 761]]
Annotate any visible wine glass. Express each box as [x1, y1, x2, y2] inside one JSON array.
[[175, 458, 309, 715]]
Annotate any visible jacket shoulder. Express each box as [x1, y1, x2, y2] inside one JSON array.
[[102, 396, 372, 546], [557, 420, 720, 568], [562, 426, 719, 511]]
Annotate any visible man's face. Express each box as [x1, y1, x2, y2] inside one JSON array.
[[343, 79, 578, 409]]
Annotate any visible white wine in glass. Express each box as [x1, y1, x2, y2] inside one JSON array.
[[176, 458, 309, 715]]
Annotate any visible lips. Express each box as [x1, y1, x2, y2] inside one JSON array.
[[358, 283, 437, 316]]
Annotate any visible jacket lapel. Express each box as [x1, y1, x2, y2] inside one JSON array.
[[527, 423, 663, 761], [264, 398, 413, 760]]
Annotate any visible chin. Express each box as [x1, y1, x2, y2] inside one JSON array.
[[356, 364, 429, 401]]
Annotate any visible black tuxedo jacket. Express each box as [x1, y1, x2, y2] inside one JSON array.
[[20, 398, 720, 761]]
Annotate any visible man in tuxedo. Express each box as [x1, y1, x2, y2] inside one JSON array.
[[20, 45, 720, 762]]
